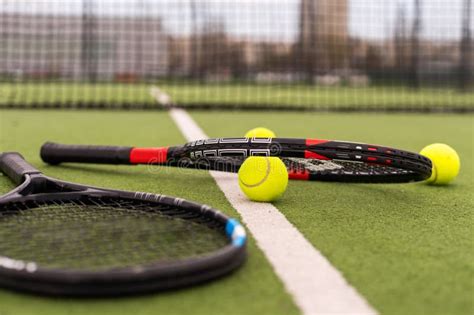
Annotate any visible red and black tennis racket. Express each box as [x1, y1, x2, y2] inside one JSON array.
[[41, 138, 432, 183]]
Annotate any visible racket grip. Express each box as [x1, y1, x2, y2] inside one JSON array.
[[41, 142, 133, 165], [0, 152, 41, 185]]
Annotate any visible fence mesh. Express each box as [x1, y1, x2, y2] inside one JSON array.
[[0, 0, 472, 112]]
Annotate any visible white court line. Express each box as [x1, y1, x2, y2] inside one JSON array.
[[150, 87, 172, 107], [151, 87, 377, 315]]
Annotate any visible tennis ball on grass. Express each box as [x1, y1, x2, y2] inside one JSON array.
[[245, 127, 276, 138], [420, 143, 460, 185], [238, 157, 288, 202]]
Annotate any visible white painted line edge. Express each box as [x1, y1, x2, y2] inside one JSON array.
[[151, 88, 378, 315]]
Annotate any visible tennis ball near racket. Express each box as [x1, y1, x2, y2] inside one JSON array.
[[420, 143, 460, 185], [245, 127, 276, 138], [238, 157, 288, 202]]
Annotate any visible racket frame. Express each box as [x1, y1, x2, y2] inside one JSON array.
[[41, 138, 432, 183], [0, 152, 246, 296]]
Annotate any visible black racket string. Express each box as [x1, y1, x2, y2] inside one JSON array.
[[162, 156, 419, 176], [0, 197, 228, 271], [284, 158, 414, 175]]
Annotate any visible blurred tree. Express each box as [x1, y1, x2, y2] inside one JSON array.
[[81, 0, 98, 82], [189, 0, 202, 79], [199, 19, 227, 75], [167, 36, 186, 77], [409, 0, 422, 88], [459, 0, 472, 91], [197, 18, 246, 80], [134, 0, 146, 80], [366, 45, 383, 75], [394, 4, 409, 78], [296, 0, 318, 82], [226, 42, 246, 79]]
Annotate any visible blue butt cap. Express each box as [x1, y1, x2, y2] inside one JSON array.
[[225, 219, 247, 247]]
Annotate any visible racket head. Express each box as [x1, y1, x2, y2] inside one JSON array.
[[168, 137, 433, 183], [0, 153, 246, 296]]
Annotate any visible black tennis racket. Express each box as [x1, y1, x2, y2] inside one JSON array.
[[0, 152, 246, 296], [41, 138, 432, 183]]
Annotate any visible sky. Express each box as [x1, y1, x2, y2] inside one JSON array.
[[1, 0, 472, 41]]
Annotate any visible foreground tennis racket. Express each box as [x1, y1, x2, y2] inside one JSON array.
[[0, 152, 246, 296], [41, 138, 432, 183]]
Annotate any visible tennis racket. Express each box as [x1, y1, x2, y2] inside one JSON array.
[[0, 152, 246, 296], [41, 138, 432, 183]]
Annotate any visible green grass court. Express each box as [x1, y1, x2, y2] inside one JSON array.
[[1, 82, 473, 110], [0, 110, 472, 315]]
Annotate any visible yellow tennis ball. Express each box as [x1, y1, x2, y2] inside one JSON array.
[[245, 127, 276, 138], [238, 157, 288, 202], [420, 143, 460, 185]]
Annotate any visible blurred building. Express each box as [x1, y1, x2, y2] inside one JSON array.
[[169, 0, 350, 79], [300, 0, 348, 39], [167, 36, 192, 76], [299, 0, 349, 74], [0, 13, 168, 81]]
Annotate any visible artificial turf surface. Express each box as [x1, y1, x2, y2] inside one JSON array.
[[194, 111, 474, 315], [0, 110, 472, 315], [1, 82, 473, 110]]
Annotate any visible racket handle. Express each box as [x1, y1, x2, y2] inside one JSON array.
[[41, 142, 133, 165], [0, 152, 41, 185]]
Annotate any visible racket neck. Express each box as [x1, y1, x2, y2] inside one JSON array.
[[19, 174, 82, 196]]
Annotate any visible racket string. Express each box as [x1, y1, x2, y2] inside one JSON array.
[[201, 156, 415, 176], [285, 158, 413, 175], [0, 197, 228, 270]]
